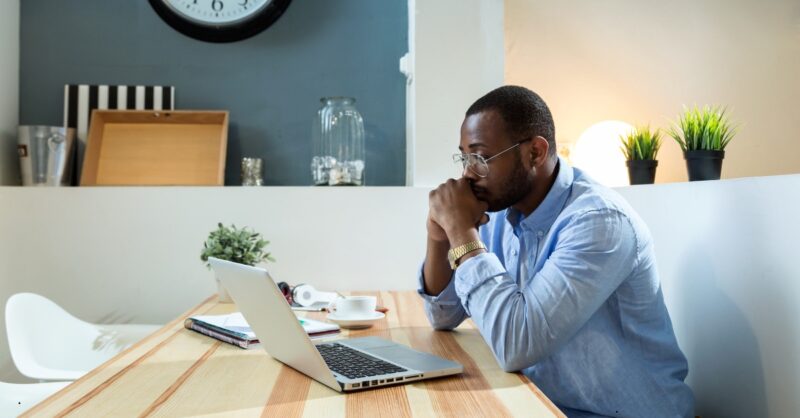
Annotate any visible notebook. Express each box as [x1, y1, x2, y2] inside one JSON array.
[[185, 312, 340, 348]]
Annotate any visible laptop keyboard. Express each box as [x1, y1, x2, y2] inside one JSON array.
[[316, 343, 408, 380]]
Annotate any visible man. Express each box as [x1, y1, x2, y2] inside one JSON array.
[[419, 85, 694, 417]]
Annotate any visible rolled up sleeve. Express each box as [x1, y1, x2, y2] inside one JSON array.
[[417, 262, 468, 330], [453, 252, 507, 316]]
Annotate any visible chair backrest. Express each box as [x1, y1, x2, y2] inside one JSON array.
[[5, 293, 119, 380], [0, 381, 70, 416]]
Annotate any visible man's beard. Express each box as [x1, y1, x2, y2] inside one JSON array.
[[478, 157, 535, 212]]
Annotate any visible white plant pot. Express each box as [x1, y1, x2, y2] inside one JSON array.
[[216, 277, 233, 303]]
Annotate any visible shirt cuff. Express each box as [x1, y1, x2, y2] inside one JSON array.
[[453, 252, 507, 313], [417, 262, 460, 307]]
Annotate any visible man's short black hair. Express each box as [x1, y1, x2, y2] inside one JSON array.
[[466, 85, 556, 158]]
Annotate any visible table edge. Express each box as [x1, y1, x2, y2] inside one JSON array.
[[21, 294, 218, 416]]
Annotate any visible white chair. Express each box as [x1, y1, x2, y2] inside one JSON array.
[[0, 381, 70, 417], [5, 293, 160, 381]]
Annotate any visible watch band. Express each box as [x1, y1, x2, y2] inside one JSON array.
[[447, 240, 487, 270]]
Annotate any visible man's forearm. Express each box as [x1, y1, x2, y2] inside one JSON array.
[[422, 237, 452, 296]]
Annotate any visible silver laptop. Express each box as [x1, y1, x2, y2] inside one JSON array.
[[209, 257, 463, 392]]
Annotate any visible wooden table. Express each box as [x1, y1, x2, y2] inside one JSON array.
[[24, 291, 564, 417]]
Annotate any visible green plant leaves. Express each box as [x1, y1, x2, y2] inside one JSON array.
[[620, 125, 662, 161], [200, 223, 274, 269], [668, 105, 737, 151]]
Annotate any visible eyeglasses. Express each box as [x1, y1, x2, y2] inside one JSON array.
[[452, 140, 528, 178]]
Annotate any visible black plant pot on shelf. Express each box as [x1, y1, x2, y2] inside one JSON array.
[[684, 150, 724, 181], [626, 159, 658, 185]]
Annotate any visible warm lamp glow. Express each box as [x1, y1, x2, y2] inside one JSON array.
[[571, 121, 633, 187]]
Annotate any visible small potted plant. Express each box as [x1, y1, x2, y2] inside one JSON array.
[[668, 105, 737, 181], [200, 223, 275, 302], [620, 125, 662, 185]]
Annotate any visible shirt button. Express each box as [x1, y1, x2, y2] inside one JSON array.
[[512, 250, 517, 255], [537, 230, 544, 237]]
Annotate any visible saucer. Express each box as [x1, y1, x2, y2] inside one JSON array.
[[327, 311, 385, 329]]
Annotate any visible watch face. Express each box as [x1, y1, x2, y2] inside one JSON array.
[[163, 0, 272, 27], [150, 0, 291, 43]]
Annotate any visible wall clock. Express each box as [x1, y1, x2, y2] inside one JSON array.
[[149, 0, 292, 43]]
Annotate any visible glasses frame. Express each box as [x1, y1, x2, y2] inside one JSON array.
[[453, 138, 531, 178]]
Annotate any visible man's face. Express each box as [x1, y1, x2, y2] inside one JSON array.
[[459, 111, 535, 212]]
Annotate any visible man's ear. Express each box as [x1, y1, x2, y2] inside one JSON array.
[[529, 136, 549, 167]]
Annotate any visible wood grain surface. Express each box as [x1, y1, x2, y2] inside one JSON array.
[[80, 110, 228, 186], [22, 292, 565, 417]]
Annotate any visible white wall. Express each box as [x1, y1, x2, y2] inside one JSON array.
[[409, 0, 505, 186], [505, 0, 800, 183], [2, 175, 800, 417], [618, 176, 800, 418], [0, 0, 20, 185]]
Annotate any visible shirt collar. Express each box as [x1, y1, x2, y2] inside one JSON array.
[[506, 157, 574, 232]]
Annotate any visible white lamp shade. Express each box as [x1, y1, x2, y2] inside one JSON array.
[[571, 120, 633, 187]]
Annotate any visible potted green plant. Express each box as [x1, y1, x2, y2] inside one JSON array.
[[668, 105, 737, 181], [200, 223, 275, 302], [620, 125, 662, 185]]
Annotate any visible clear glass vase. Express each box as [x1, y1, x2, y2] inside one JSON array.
[[311, 97, 365, 186]]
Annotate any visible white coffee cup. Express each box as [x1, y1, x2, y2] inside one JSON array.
[[330, 295, 377, 318]]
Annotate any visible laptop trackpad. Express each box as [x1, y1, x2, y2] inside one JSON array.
[[344, 337, 460, 371], [344, 337, 397, 350], [368, 345, 459, 372]]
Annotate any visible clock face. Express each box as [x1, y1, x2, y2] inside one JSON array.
[[149, 0, 291, 43], [163, 0, 272, 26]]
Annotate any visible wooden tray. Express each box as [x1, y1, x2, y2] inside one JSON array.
[[80, 110, 228, 186]]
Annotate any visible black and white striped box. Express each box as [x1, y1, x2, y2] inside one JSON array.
[[63, 85, 176, 184]]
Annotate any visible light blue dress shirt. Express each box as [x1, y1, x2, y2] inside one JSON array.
[[418, 159, 694, 418]]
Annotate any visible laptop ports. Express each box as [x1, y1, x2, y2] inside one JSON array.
[[353, 383, 361, 388], [387, 378, 394, 383]]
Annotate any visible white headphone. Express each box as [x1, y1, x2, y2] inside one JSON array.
[[291, 284, 337, 307]]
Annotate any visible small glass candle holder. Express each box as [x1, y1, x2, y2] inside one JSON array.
[[241, 157, 263, 186]]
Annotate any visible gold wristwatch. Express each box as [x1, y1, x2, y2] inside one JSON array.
[[447, 240, 487, 270]]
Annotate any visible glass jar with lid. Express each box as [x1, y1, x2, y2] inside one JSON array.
[[311, 97, 365, 186]]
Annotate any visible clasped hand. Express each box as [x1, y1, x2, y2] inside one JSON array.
[[427, 178, 489, 243]]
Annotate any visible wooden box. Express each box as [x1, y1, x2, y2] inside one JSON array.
[[80, 110, 228, 186]]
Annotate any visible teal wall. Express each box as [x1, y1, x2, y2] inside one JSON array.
[[20, 1, 407, 185]]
